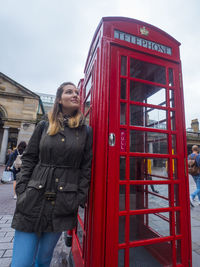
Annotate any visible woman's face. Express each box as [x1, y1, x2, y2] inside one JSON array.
[[59, 84, 80, 114]]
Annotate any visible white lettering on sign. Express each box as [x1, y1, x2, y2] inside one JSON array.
[[114, 30, 172, 56], [120, 129, 126, 152]]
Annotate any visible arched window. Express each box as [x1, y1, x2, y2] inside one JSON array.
[[0, 107, 6, 127]]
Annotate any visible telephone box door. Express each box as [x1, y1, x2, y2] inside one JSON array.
[[106, 46, 191, 267]]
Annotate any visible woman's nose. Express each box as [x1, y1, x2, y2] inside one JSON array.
[[72, 91, 79, 97]]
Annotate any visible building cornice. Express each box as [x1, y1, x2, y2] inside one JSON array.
[[0, 72, 40, 99]]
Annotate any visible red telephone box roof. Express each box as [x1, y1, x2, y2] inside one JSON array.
[[101, 17, 180, 44], [84, 17, 181, 73]]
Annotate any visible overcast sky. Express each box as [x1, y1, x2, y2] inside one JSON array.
[[0, 0, 199, 127]]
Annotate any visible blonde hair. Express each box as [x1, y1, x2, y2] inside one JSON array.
[[47, 82, 83, 136]]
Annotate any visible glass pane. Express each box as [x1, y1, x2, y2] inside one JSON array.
[[85, 76, 92, 97], [129, 242, 172, 266], [120, 103, 126, 125], [78, 206, 85, 224], [168, 68, 174, 86], [176, 240, 182, 264], [118, 249, 125, 267], [169, 89, 175, 107], [119, 185, 126, 211], [120, 156, 126, 180], [170, 111, 176, 130], [130, 157, 169, 181], [172, 135, 176, 154], [172, 159, 177, 179], [130, 212, 170, 241], [119, 216, 125, 244], [130, 58, 166, 84], [174, 184, 179, 206], [130, 130, 168, 154], [130, 105, 167, 130], [84, 93, 91, 115], [77, 220, 83, 248], [121, 56, 127, 76], [130, 184, 169, 210], [120, 79, 126, 99], [130, 81, 166, 106], [175, 211, 181, 235], [85, 112, 90, 126]]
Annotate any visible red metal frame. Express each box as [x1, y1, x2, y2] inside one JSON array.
[[71, 17, 192, 267]]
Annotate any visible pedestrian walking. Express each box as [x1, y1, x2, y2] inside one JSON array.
[[188, 145, 200, 207], [11, 82, 93, 267], [5, 148, 13, 165], [5, 141, 27, 199]]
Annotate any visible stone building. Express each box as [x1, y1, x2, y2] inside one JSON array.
[[186, 119, 200, 154], [0, 72, 44, 164]]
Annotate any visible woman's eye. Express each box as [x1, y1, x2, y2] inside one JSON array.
[[64, 89, 79, 95], [65, 90, 72, 94]]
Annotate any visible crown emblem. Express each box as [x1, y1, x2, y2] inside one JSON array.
[[140, 26, 149, 36]]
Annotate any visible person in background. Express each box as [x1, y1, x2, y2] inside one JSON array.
[[189, 145, 200, 207], [5, 148, 13, 165], [6, 141, 27, 199], [11, 82, 93, 267], [0, 148, 13, 184]]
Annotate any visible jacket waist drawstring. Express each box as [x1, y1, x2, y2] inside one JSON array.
[[40, 163, 79, 169]]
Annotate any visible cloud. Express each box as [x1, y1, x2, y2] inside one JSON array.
[[0, 0, 120, 93]]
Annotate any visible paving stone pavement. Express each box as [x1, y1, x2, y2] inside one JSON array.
[[1, 165, 200, 266], [0, 165, 70, 267], [189, 174, 200, 267], [0, 215, 14, 267], [0, 213, 69, 267]]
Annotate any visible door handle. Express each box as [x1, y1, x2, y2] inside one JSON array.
[[109, 133, 115, 146]]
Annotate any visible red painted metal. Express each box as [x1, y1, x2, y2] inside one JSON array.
[[71, 17, 192, 267]]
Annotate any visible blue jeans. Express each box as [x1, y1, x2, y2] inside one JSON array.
[[191, 175, 200, 201], [11, 230, 62, 267]]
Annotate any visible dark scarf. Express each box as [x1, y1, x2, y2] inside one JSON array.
[[58, 111, 85, 128], [63, 114, 73, 126]]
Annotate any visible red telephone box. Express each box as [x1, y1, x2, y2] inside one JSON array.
[[70, 17, 192, 267]]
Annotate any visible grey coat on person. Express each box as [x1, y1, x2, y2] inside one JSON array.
[[11, 120, 93, 233]]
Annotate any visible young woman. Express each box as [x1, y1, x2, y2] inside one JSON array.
[[11, 82, 93, 267]]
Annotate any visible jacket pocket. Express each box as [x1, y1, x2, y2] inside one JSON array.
[[54, 183, 78, 216], [16, 180, 45, 216], [16, 183, 26, 195]]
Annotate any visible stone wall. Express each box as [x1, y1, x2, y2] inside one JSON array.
[[0, 73, 43, 163]]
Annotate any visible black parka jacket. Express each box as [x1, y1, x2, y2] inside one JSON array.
[[11, 120, 93, 233]]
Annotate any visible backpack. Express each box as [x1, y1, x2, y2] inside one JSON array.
[[188, 154, 200, 176], [13, 154, 22, 170]]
